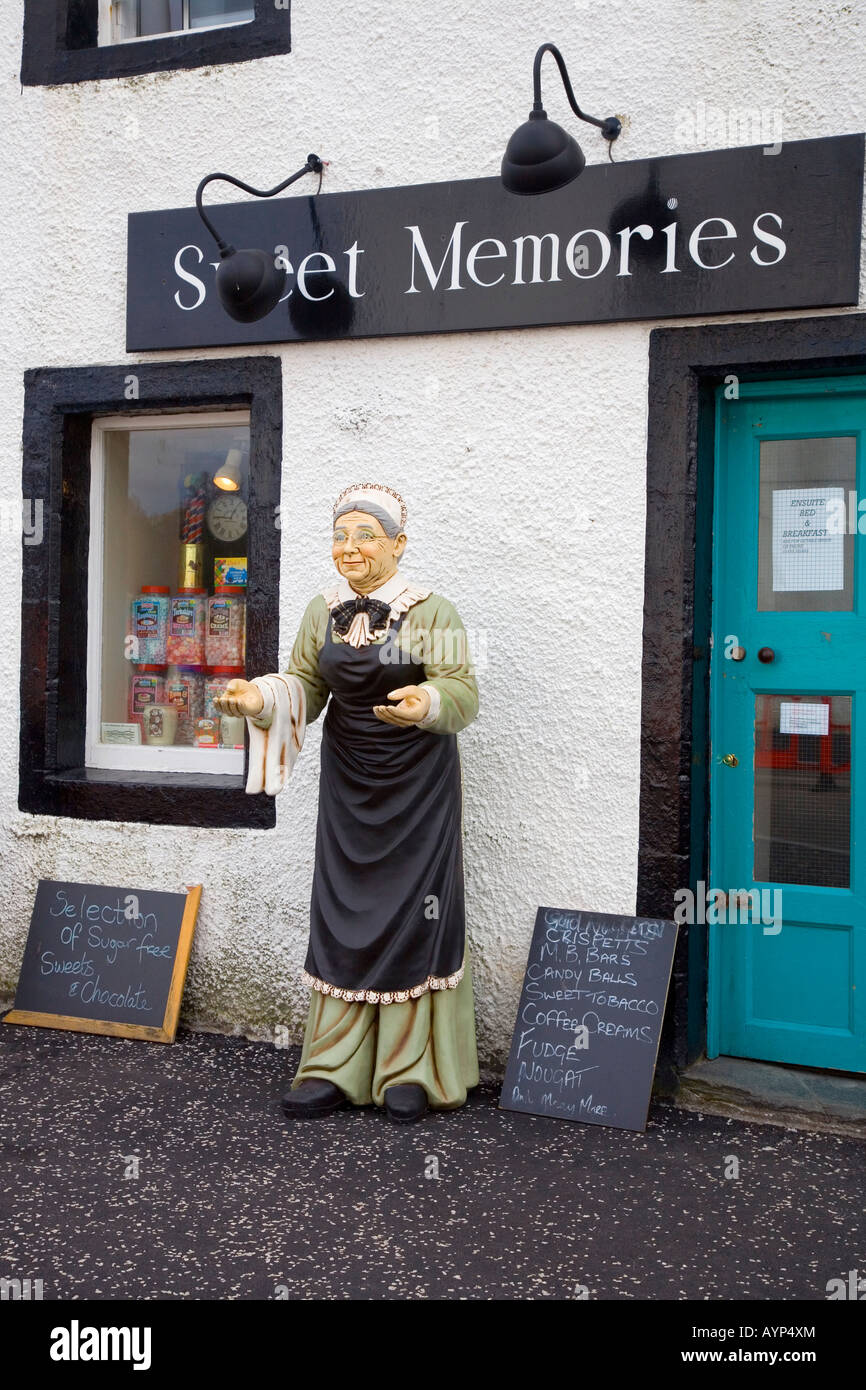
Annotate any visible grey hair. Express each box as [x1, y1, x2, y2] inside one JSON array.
[[333, 500, 403, 538]]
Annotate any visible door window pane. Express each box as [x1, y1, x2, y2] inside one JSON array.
[[754, 694, 851, 887], [757, 437, 856, 612], [95, 421, 250, 766]]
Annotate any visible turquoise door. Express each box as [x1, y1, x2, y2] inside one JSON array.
[[709, 377, 866, 1072]]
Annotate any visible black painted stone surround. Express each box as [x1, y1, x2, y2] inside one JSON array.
[[21, 0, 290, 86], [19, 356, 282, 829], [641, 311, 866, 1080]]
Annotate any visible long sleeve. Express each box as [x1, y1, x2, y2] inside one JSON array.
[[250, 595, 330, 732], [411, 594, 479, 735], [286, 595, 330, 724]]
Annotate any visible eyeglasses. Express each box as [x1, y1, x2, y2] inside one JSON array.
[[332, 528, 388, 546]]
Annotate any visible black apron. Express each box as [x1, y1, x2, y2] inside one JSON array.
[[305, 613, 465, 995]]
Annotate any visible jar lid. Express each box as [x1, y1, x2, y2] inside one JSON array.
[[213, 585, 245, 595], [176, 665, 204, 674], [209, 665, 245, 675], [177, 587, 207, 596], [137, 664, 167, 673], [140, 585, 170, 595]]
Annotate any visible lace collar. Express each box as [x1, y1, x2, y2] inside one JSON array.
[[321, 573, 431, 648]]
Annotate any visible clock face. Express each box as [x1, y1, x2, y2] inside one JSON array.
[[207, 495, 248, 543]]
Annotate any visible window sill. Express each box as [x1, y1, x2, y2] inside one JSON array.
[[99, 18, 254, 47], [87, 748, 246, 776], [33, 767, 276, 829], [50, 766, 244, 789]]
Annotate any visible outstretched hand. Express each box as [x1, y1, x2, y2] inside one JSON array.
[[373, 685, 431, 727], [214, 678, 265, 718]]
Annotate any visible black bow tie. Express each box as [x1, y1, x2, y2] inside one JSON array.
[[332, 595, 391, 637]]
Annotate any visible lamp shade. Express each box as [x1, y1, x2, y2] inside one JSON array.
[[215, 248, 287, 323], [214, 448, 242, 491], [502, 112, 586, 195]]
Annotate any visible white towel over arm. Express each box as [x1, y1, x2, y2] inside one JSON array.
[[244, 674, 307, 797]]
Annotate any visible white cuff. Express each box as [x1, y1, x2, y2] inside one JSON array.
[[249, 678, 276, 730], [417, 683, 442, 729]]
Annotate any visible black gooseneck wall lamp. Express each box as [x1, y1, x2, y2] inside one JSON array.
[[501, 44, 621, 195], [195, 154, 324, 322]]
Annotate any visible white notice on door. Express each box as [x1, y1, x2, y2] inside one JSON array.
[[772, 487, 845, 592], [779, 702, 830, 736]]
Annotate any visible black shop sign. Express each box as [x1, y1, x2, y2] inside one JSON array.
[[126, 134, 863, 351]]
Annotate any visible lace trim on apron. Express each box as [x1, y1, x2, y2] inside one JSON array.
[[301, 960, 465, 1005]]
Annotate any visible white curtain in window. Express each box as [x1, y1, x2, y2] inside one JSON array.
[[111, 0, 139, 40], [138, 0, 185, 36], [189, 0, 256, 27]]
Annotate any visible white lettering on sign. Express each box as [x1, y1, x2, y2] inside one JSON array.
[[403, 215, 784, 292], [512, 233, 561, 285], [296, 251, 337, 301], [173, 245, 207, 310], [688, 216, 737, 269], [171, 212, 789, 311], [750, 211, 787, 265]]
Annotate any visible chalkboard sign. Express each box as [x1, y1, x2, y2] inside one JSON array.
[[500, 907, 678, 1132], [3, 881, 202, 1043]]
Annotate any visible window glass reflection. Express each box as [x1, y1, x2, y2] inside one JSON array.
[[754, 694, 851, 887]]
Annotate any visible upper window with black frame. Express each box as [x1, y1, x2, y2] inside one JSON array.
[[21, 0, 290, 86], [102, 0, 255, 43]]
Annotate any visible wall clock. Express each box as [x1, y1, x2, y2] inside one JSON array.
[[207, 494, 248, 544]]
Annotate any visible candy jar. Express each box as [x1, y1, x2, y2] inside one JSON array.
[[128, 665, 166, 728], [165, 665, 205, 745], [194, 718, 221, 748], [166, 588, 207, 666], [204, 666, 245, 721], [142, 705, 178, 747], [206, 586, 246, 668], [220, 714, 246, 748], [130, 586, 169, 665]]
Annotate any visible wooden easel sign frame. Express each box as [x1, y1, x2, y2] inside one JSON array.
[[3, 881, 202, 1044]]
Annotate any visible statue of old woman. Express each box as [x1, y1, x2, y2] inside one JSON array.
[[216, 483, 479, 1123]]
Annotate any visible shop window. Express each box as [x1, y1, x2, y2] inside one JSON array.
[[20, 357, 281, 829], [21, 0, 289, 86], [89, 413, 251, 776]]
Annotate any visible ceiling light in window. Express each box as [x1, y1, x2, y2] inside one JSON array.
[[214, 448, 243, 491]]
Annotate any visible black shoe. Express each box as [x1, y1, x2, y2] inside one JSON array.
[[384, 1084, 428, 1124], [282, 1079, 346, 1118]]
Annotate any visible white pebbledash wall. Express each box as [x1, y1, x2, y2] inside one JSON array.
[[1, 1, 864, 1068]]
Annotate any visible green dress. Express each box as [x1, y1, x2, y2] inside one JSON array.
[[275, 578, 480, 1108]]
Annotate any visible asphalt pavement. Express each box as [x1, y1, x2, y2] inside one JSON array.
[[0, 1022, 862, 1301]]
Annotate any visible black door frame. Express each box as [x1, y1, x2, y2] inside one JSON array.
[[640, 311, 866, 1088]]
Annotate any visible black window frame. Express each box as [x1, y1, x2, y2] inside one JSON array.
[[20, 355, 281, 829], [21, 0, 290, 87]]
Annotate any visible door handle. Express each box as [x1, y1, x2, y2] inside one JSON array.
[[757, 647, 775, 663], [719, 753, 739, 767]]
